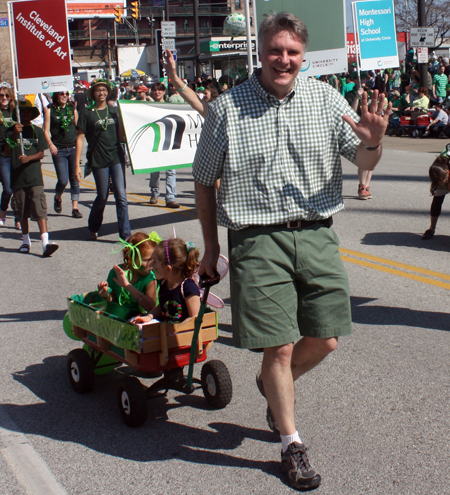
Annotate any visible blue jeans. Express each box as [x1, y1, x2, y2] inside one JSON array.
[[150, 170, 176, 203], [430, 122, 447, 134], [0, 155, 12, 213], [89, 163, 131, 239], [52, 147, 80, 201]]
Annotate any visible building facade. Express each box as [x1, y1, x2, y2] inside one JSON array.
[[0, 1, 255, 85]]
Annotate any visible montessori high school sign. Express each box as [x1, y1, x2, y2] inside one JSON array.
[[353, 0, 399, 70]]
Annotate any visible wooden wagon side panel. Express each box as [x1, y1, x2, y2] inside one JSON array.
[[67, 299, 140, 352]]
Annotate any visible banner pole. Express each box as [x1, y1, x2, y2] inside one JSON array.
[[7, 1, 23, 155], [244, 0, 253, 75], [352, 2, 362, 89]]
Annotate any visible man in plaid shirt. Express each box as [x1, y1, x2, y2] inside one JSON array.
[[193, 12, 391, 491]]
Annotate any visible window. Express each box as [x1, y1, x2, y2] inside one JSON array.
[[235, 0, 241, 8]]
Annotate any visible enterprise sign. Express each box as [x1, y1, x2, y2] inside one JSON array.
[[200, 39, 256, 53]]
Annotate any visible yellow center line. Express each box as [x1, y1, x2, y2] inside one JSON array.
[[339, 247, 450, 282], [42, 169, 450, 290], [340, 256, 450, 291]]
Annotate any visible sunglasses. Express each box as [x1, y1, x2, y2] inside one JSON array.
[[59, 92, 70, 96], [0, 94, 9, 98]]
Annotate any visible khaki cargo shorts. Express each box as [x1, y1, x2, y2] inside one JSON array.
[[12, 185, 48, 222]]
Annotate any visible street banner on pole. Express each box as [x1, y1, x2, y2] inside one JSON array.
[[10, 0, 72, 94], [253, 0, 348, 77], [119, 101, 204, 175], [353, 0, 399, 70]]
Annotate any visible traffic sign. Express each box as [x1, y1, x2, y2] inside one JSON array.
[[417, 47, 428, 64], [162, 37, 175, 51], [410, 27, 434, 47], [161, 21, 176, 37]]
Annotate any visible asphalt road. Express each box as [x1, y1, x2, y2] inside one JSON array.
[[0, 135, 449, 495]]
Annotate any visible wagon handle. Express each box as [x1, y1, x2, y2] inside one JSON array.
[[186, 272, 220, 388]]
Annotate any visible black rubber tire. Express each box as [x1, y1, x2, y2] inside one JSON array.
[[117, 376, 148, 427], [396, 128, 404, 137], [201, 360, 233, 409], [67, 348, 95, 393], [412, 129, 419, 138]]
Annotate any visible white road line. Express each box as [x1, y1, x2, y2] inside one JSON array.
[[0, 406, 68, 495]]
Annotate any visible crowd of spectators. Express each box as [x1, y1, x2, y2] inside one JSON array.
[[1, 51, 450, 249], [317, 55, 450, 140]]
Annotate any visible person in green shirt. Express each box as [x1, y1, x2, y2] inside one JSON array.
[[0, 86, 21, 229], [43, 91, 82, 219], [328, 73, 340, 92], [341, 74, 355, 98], [433, 65, 449, 104], [75, 79, 130, 241], [403, 87, 430, 114], [390, 90, 404, 118], [4, 99, 59, 256], [97, 231, 161, 314]]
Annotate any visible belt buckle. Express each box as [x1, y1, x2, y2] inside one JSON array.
[[286, 220, 300, 229]]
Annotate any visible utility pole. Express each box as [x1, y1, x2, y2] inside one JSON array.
[[417, 0, 428, 88], [193, 0, 201, 78]]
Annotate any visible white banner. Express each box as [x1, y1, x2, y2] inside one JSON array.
[[119, 101, 204, 175]]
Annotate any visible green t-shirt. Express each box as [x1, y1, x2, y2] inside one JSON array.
[[433, 74, 448, 97], [50, 105, 77, 148], [341, 82, 355, 97], [411, 95, 430, 109], [77, 106, 120, 169], [106, 264, 156, 313], [9, 125, 48, 189], [328, 74, 339, 91], [391, 99, 403, 117], [169, 94, 185, 104], [0, 109, 14, 158], [399, 95, 410, 108]]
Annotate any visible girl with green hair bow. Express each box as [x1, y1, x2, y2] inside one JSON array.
[[97, 231, 161, 313]]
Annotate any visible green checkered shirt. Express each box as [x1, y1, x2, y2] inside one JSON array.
[[193, 69, 361, 230]]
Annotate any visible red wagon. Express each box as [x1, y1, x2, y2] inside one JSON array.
[[64, 292, 232, 426]]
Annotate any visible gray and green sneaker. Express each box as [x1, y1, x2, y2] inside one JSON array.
[[281, 442, 321, 491]]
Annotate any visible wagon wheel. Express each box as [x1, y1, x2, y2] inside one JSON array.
[[67, 348, 95, 393], [118, 376, 148, 427], [201, 360, 233, 409]]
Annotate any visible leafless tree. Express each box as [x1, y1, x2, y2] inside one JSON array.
[[394, 0, 450, 48]]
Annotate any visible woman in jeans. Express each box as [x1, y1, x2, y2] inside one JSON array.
[[43, 91, 82, 218], [0, 86, 21, 229], [74, 79, 130, 240]]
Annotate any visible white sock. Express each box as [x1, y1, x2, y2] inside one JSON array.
[[41, 232, 49, 249], [23, 234, 31, 245], [281, 431, 302, 453]]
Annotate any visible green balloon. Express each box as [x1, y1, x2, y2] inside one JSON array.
[[63, 312, 81, 341], [83, 344, 119, 375]]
